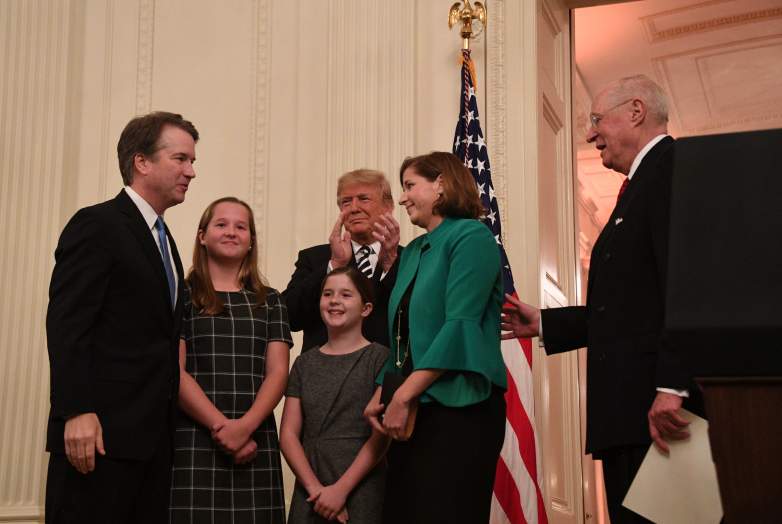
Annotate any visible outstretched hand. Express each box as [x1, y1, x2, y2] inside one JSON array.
[[500, 293, 541, 339]]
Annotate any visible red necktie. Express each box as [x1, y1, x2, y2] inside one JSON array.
[[616, 178, 629, 203]]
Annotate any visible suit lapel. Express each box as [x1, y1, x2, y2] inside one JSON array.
[[114, 191, 173, 315], [587, 137, 674, 301], [387, 238, 426, 337]]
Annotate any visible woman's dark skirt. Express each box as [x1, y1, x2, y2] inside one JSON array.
[[383, 387, 506, 524]]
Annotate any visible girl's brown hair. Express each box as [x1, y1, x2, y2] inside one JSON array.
[[399, 151, 484, 220], [321, 266, 375, 306], [187, 197, 267, 314]]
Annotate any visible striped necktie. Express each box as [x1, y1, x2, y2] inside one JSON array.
[[356, 245, 374, 279]]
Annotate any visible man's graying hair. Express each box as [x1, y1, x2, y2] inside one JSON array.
[[604, 74, 669, 125]]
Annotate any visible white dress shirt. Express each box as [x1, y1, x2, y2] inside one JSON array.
[[328, 240, 389, 279], [124, 186, 179, 304]]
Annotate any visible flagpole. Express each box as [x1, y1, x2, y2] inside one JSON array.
[[447, 0, 487, 50]]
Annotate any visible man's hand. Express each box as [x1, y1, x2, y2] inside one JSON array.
[[63, 412, 105, 474], [373, 213, 400, 273], [233, 438, 258, 464], [648, 391, 690, 454], [309, 483, 349, 521], [211, 419, 252, 454], [329, 210, 353, 269], [500, 293, 541, 339]]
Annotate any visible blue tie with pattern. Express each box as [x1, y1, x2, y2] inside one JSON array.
[[155, 216, 176, 307]]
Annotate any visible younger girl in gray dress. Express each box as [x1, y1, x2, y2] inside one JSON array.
[[280, 267, 390, 523]]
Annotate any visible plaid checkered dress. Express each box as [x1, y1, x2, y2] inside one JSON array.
[[170, 287, 292, 524]]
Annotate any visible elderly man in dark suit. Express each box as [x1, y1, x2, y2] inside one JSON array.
[[502, 75, 701, 523], [45, 111, 198, 523], [283, 169, 402, 351]]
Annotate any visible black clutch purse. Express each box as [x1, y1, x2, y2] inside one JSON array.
[[380, 372, 405, 406]]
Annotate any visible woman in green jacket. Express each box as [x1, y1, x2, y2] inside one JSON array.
[[365, 151, 507, 523]]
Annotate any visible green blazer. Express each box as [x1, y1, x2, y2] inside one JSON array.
[[377, 217, 507, 407]]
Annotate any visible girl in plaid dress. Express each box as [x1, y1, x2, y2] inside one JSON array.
[[280, 267, 390, 523], [170, 197, 292, 524]]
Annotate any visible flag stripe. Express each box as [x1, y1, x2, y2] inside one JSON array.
[[499, 422, 538, 523], [493, 458, 528, 524]]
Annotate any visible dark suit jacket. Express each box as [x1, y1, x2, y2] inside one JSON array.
[[282, 244, 401, 351], [541, 137, 701, 456], [46, 190, 184, 460]]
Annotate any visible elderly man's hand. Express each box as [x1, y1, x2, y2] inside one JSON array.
[[648, 392, 690, 454], [329, 210, 353, 269], [500, 293, 541, 339], [63, 412, 105, 474], [373, 213, 400, 273]]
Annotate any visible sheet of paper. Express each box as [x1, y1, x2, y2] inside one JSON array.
[[623, 409, 723, 523]]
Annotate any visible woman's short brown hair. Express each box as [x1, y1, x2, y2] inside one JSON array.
[[399, 152, 483, 219]]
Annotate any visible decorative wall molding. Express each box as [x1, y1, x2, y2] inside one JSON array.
[[135, 0, 155, 115], [641, 1, 782, 43], [323, 0, 415, 238], [250, 0, 271, 267], [0, 0, 72, 519], [652, 33, 782, 134], [487, 0, 508, 231], [97, 0, 115, 201]]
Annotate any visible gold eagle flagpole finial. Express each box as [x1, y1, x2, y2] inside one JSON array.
[[448, 0, 487, 50]]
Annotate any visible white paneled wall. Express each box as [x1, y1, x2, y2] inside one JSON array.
[[0, 1, 74, 522]]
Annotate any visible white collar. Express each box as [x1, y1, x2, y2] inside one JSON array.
[[124, 186, 161, 229], [627, 134, 668, 180], [351, 240, 381, 254]]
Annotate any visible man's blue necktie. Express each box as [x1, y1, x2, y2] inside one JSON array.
[[155, 216, 176, 308]]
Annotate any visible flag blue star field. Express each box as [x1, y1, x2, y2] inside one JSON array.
[[452, 49, 547, 524]]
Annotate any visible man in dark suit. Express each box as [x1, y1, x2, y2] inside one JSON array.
[[283, 169, 402, 351], [45, 111, 199, 523], [502, 75, 700, 523]]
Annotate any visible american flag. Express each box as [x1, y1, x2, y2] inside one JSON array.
[[452, 48, 548, 524]]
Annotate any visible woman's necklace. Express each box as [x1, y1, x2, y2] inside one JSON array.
[[395, 306, 409, 369]]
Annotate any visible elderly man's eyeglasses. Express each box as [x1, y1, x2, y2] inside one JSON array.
[[589, 98, 634, 128]]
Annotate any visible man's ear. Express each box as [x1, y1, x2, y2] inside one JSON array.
[[630, 99, 646, 126], [133, 153, 149, 177], [361, 302, 374, 318]]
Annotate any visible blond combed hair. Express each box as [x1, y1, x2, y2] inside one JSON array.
[[336, 169, 394, 205]]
